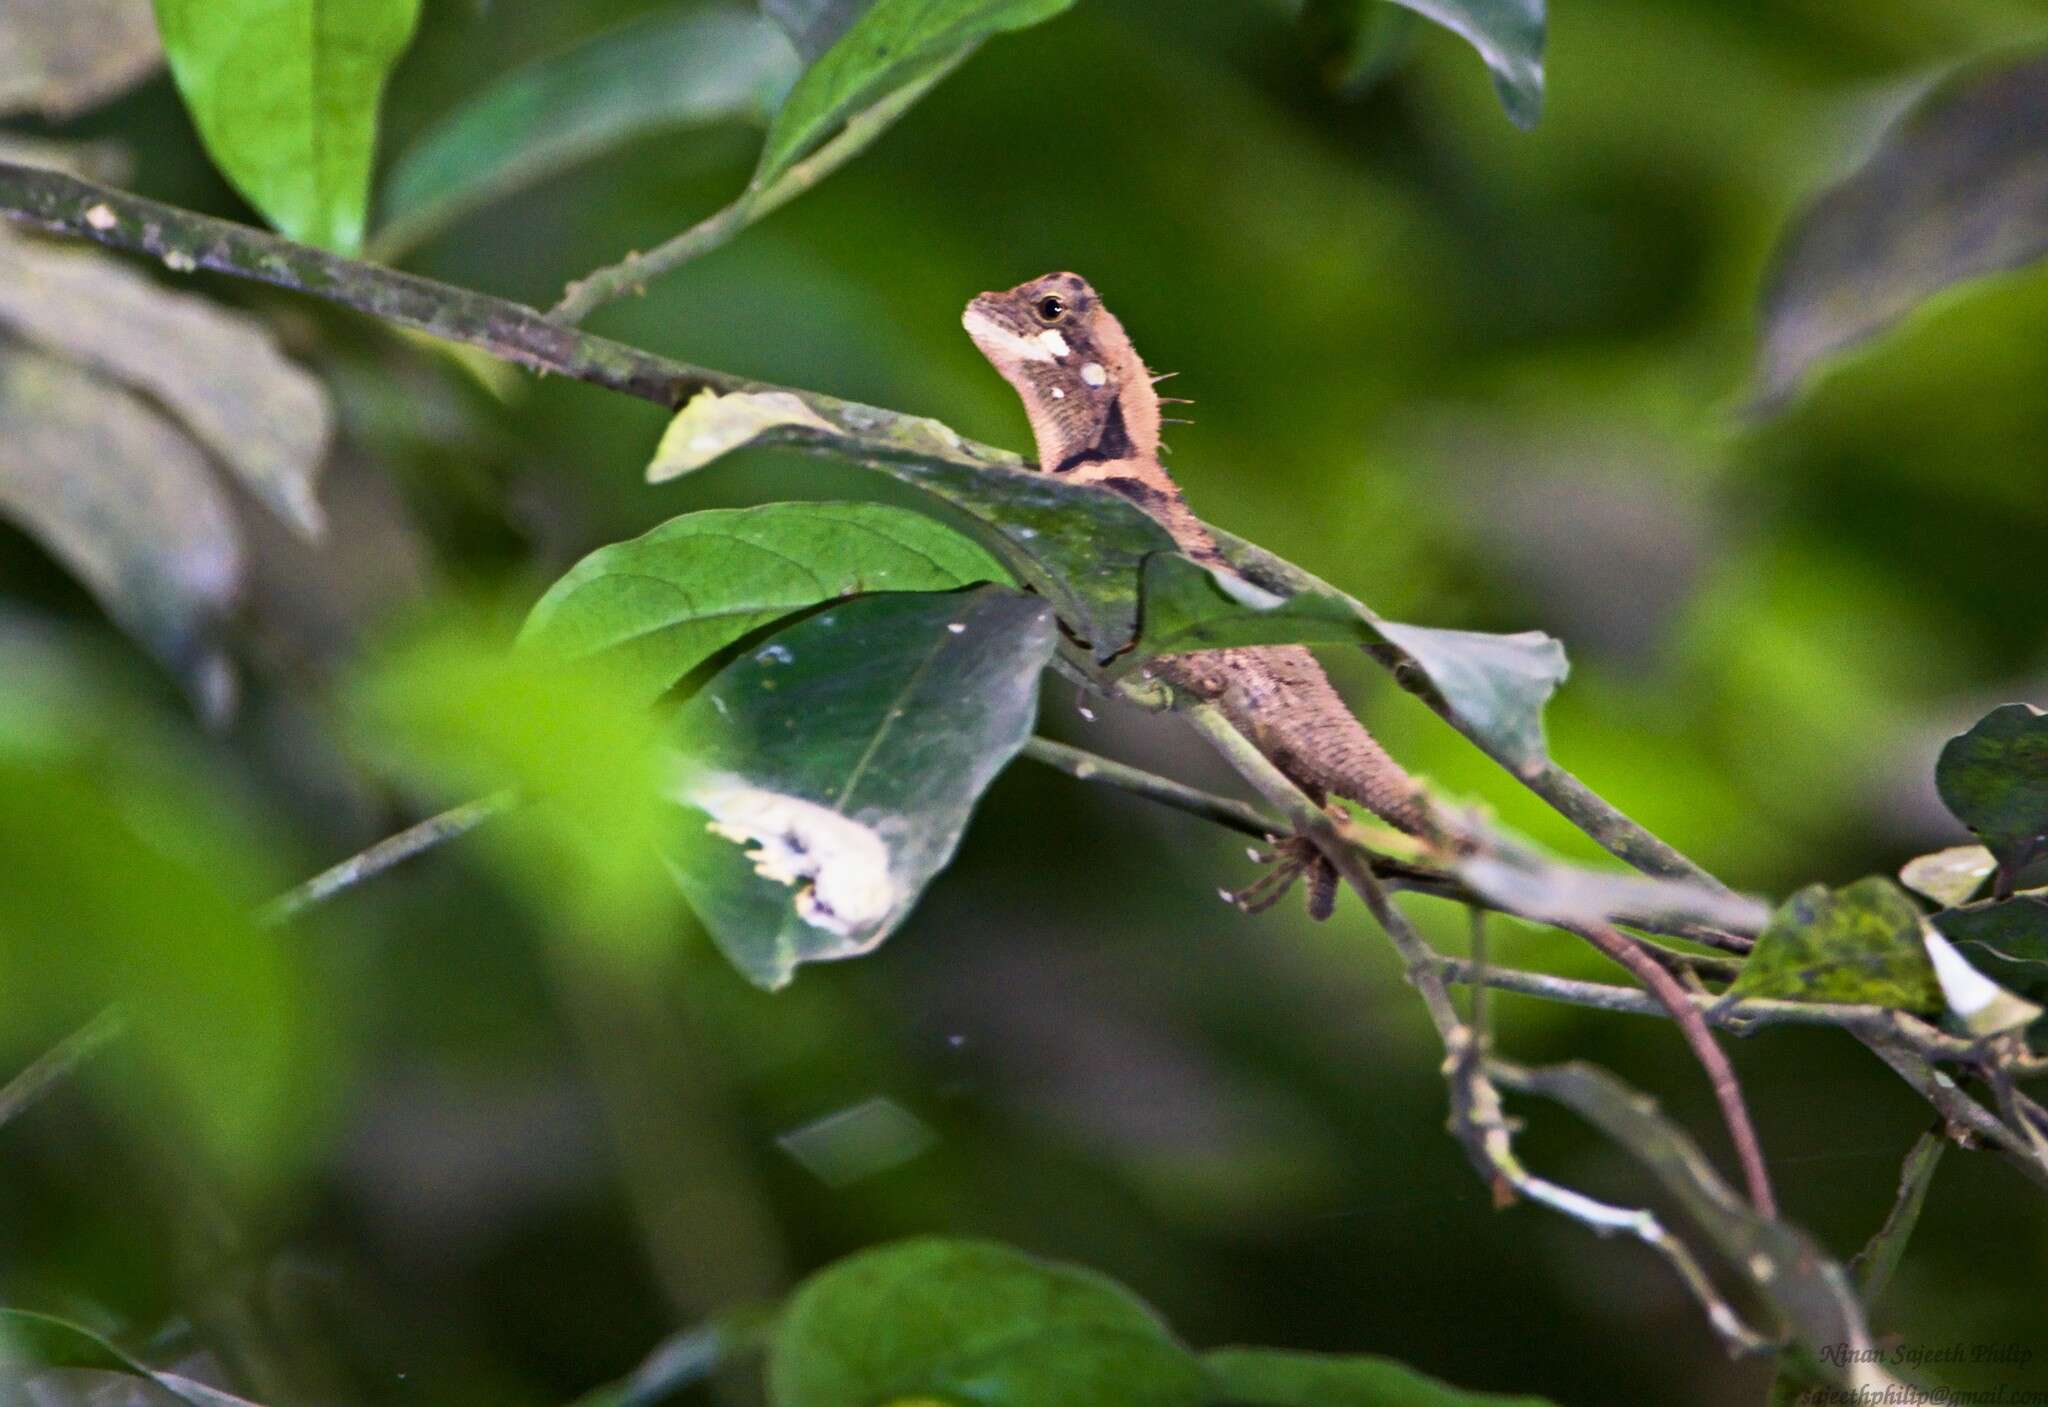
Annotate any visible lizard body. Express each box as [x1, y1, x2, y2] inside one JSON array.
[[963, 273, 1436, 897]]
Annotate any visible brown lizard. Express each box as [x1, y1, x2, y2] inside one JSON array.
[[963, 272, 1440, 917]]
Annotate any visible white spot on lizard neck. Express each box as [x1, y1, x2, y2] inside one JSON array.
[[1081, 362, 1107, 387], [1038, 330, 1070, 357], [1050, 387, 1065, 399]]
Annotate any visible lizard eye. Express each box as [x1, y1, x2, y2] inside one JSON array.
[[1035, 294, 1067, 322]]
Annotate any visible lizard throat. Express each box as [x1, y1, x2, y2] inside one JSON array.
[[1050, 396, 1138, 473]]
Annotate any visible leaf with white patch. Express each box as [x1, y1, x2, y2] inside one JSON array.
[[0, 226, 332, 536], [667, 586, 1055, 988], [1920, 923, 2041, 1036], [521, 501, 1012, 703], [0, 343, 242, 719], [1727, 879, 1941, 1010]]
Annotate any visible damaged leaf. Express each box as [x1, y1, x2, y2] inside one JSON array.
[[667, 586, 1055, 988], [521, 501, 1010, 703]]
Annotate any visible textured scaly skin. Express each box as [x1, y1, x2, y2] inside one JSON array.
[[962, 272, 1433, 839]]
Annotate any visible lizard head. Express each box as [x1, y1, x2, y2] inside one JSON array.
[[963, 272, 1161, 474]]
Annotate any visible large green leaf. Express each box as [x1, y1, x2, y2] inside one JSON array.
[[766, 1238, 1203, 1407], [151, 0, 423, 251], [754, 0, 1077, 186], [519, 502, 1011, 705], [1755, 53, 2048, 407], [648, 388, 1174, 660], [1726, 879, 1940, 1010], [646, 392, 1570, 773], [667, 586, 1054, 988], [1935, 703, 2048, 872], [376, 8, 800, 256], [0, 1309, 264, 1406], [0, 342, 242, 719], [1204, 1348, 1554, 1406], [1381, 0, 1542, 128]]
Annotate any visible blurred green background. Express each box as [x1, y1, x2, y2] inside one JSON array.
[[5, 0, 2048, 1402]]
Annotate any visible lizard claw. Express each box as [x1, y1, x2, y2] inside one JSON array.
[[1224, 833, 1339, 921]]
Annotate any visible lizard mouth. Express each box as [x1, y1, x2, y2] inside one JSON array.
[[962, 296, 1057, 366]]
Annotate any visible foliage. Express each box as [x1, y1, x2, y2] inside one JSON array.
[[3, 1, 2048, 1405]]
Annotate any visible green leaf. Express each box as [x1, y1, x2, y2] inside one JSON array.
[[644, 394, 1571, 773], [151, 0, 423, 251], [667, 586, 1054, 988], [0, 745, 320, 1184], [766, 1238, 1203, 1407], [349, 620, 682, 953], [1384, 0, 1542, 128], [0, 342, 242, 720], [1204, 1347, 1555, 1406], [376, 8, 800, 256], [754, 0, 1077, 186], [1935, 703, 2048, 871], [762, 0, 876, 62], [1727, 879, 1940, 1010], [0, 1309, 265, 1405], [1163, 537, 1570, 775], [0, 0, 160, 120], [520, 502, 1012, 705], [1755, 53, 2048, 407], [1933, 893, 2048, 1000], [647, 388, 1176, 661], [0, 224, 332, 537], [1897, 843, 1996, 908]]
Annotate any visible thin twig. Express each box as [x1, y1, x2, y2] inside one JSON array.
[[1019, 736, 1275, 839], [550, 56, 966, 324], [257, 792, 515, 926], [1573, 921, 1776, 1218], [0, 1009, 125, 1131]]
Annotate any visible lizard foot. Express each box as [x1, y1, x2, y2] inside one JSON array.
[[1226, 834, 1339, 921]]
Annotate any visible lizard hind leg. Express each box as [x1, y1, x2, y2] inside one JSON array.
[[1226, 833, 1341, 921]]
